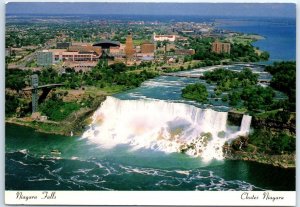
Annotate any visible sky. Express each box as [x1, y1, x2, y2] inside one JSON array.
[[6, 2, 296, 18]]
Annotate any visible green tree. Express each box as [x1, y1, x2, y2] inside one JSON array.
[[228, 91, 241, 106], [270, 133, 295, 154], [5, 93, 20, 117], [109, 63, 127, 73], [182, 83, 208, 103]]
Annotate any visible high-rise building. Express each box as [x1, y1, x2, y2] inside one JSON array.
[[125, 33, 135, 58], [211, 41, 231, 54], [37, 50, 53, 66]]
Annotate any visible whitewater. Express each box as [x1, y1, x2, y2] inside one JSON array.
[[82, 96, 251, 161]]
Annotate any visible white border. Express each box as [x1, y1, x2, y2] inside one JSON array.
[[3, 0, 299, 3], [1, 0, 299, 206], [4, 191, 297, 206]]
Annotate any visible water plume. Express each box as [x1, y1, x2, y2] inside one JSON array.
[[82, 97, 251, 161]]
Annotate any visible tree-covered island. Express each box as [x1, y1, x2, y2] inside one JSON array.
[[181, 61, 296, 167]]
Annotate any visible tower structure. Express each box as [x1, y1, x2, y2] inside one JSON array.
[[93, 40, 120, 67], [31, 74, 39, 113], [125, 33, 135, 59], [23, 75, 64, 114]]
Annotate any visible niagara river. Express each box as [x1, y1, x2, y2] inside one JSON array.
[[5, 63, 295, 190]]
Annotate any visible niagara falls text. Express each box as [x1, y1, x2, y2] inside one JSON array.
[[16, 191, 57, 201], [241, 192, 284, 202]]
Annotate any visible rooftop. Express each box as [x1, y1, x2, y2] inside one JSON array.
[[93, 40, 121, 49]]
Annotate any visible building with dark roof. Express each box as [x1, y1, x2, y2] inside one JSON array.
[[56, 42, 71, 49], [93, 40, 120, 49]]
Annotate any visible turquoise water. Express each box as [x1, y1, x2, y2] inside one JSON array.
[[5, 124, 295, 190], [115, 64, 285, 109]]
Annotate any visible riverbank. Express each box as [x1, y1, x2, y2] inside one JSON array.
[[6, 94, 107, 136], [225, 34, 265, 45], [225, 150, 295, 169]]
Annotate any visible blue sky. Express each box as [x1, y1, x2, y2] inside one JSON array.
[[6, 3, 296, 18]]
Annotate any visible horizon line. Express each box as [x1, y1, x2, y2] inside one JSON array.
[[6, 13, 296, 18]]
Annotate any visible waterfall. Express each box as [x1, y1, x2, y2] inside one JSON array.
[[240, 115, 252, 135], [82, 96, 251, 161]]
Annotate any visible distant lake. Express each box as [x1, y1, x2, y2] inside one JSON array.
[[215, 17, 296, 63]]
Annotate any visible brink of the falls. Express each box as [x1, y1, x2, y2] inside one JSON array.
[[82, 96, 252, 161]]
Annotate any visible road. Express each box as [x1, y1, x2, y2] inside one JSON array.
[[8, 38, 56, 69]]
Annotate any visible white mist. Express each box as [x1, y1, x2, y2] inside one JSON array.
[[82, 97, 252, 161]]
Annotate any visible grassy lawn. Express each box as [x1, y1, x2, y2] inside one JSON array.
[[133, 39, 145, 46], [226, 34, 264, 45], [13, 119, 66, 134]]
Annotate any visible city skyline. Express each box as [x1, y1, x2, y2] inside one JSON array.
[[6, 2, 296, 18]]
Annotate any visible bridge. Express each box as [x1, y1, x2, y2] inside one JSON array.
[[161, 73, 270, 84], [22, 84, 65, 91], [22, 75, 64, 113]]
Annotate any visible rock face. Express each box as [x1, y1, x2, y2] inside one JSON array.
[[225, 150, 295, 169], [224, 136, 295, 169], [228, 111, 295, 134], [252, 117, 296, 134], [228, 112, 243, 126], [31, 112, 41, 120]]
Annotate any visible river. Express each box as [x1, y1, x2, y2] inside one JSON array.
[[5, 123, 295, 191], [5, 64, 295, 191]]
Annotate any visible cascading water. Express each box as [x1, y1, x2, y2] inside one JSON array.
[[82, 96, 251, 161], [240, 115, 252, 135]]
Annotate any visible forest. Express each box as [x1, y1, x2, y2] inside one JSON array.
[[5, 62, 158, 119]]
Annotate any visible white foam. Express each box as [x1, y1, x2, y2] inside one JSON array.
[[82, 97, 251, 161], [240, 115, 252, 135]]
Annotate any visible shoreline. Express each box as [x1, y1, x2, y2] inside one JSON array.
[[6, 119, 74, 136], [5, 119, 295, 169], [225, 151, 295, 169], [6, 94, 107, 137]]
